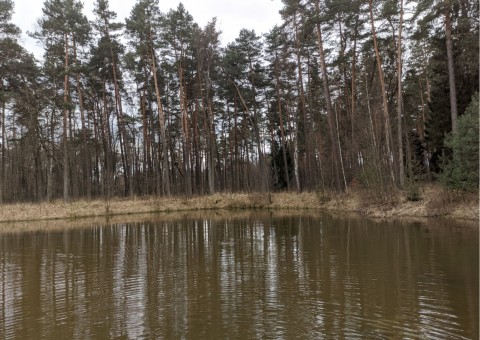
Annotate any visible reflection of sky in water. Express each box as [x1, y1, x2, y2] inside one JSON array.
[[0, 214, 477, 339]]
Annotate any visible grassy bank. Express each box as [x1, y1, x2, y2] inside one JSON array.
[[0, 184, 477, 224]]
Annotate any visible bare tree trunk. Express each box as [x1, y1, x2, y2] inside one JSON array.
[[206, 99, 216, 194], [91, 104, 101, 197], [101, 82, 111, 198], [283, 97, 298, 191], [418, 78, 431, 179], [63, 32, 70, 202], [46, 105, 55, 201], [396, 0, 405, 187], [336, 19, 350, 190], [178, 66, 192, 196], [198, 54, 216, 194], [149, 44, 170, 196], [444, 7, 458, 133], [364, 71, 378, 151], [368, 0, 396, 186], [0, 100, 5, 203], [267, 96, 279, 188], [286, 100, 300, 192], [314, 0, 342, 191], [335, 103, 348, 191], [140, 91, 152, 194], [227, 101, 234, 191], [294, 11, 309, 190], [204, 51, 217, 194], [273, 57, 290, 191], [246, 58, 266, 192], [73, 34, 91, 199], [351, 18, 359, 152], [193, 99, 201, 194], [364, 68, 384, 191], [110, 46, 131, 197], [233, 98, 239, 191], [231, 80, 264, 191]]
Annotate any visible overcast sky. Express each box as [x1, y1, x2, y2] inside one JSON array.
[[12, 0, 284, 58]]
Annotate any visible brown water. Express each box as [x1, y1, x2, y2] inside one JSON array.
[[0, 212, 477, 339]]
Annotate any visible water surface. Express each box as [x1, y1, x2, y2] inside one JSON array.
[[0, 212, 477, 339]]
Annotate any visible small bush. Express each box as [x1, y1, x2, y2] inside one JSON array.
[[405, 180, 422, 202]]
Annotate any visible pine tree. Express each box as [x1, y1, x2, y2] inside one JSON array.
[[0, 0, 39, 202], [32, 0, 90, 202], [126, 0, 171, 196], [92, 0, 132, 197], [160, 4, 198, 195], [440, 93, 479, 191]]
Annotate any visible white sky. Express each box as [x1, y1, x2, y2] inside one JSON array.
[[12, 0, 284, 58]]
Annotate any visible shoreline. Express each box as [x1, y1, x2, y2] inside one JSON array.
[[0, 185, 477, 225]]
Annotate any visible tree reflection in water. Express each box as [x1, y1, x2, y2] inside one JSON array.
[[0, 212, 477, 339]]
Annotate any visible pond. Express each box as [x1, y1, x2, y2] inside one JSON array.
[[0, 212, 477, 339]]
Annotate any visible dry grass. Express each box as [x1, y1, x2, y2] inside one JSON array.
[[311, 184, 478, 222], [0, 192, 317, 223], [0, 185, 477, 226]]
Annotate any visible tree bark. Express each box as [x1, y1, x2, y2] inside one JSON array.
[[231, 80, 264, 191], [368, 0, 396, 186], [445, 7, 458, 133], [178, 66, 192, 196], [351, 18, 359, 152], [335, 103, 348, 191], [233, 98, 239, 191], [205, 58, 216, 194], [396, 0, 405, 187], [285, 99, 300, 191], [274, 57, 290, 191], [73, 34, 91, 199], [46, 103, 55, 201], [149, 43, 171, 196], [63, 32, 70, 202], [0, 100, 5, 203], [206, 98, 216, 194], [294, 11, 309, 190], [111, 45, 131, 197], [101, 80, 112, 200], [314, 0, 342, 191], [140, 90, 152, 194]]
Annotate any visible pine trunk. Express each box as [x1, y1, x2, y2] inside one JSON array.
[[111, 47, 131, 197], [368, 0, 396, 186], [63, 33, 70, 202], [294, 12, 309, 190], [445, 8, 458, 133], [315, 0, 342, 191], [73, 34, 91, 199], [150, 44, 170, 196], [396, 0, 405, 187], [0, 100, 5, 203], [101, 81, 112, 199], [274, 58, 290, 191], [178, 66, 192, 196]]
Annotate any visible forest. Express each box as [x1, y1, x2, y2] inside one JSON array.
[[0, 0, 478, 203]]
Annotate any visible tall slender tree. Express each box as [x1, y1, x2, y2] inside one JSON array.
[[32, 0, 90, 202], [126, 0, 171, 196]]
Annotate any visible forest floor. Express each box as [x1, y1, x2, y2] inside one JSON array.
[[0, 184, 477, 225]]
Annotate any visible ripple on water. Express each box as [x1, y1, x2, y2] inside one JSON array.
[[0, 216, 477, 339]]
